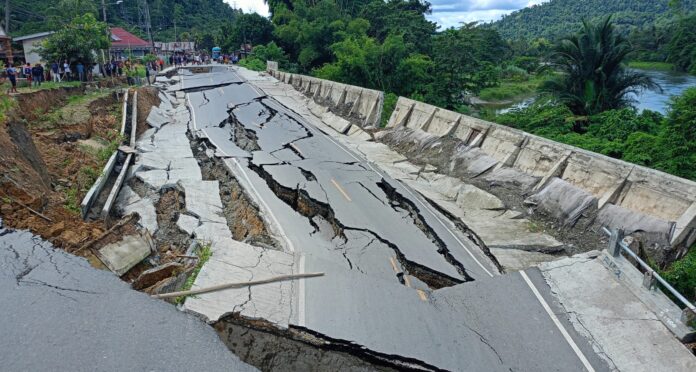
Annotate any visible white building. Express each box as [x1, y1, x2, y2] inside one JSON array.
[[14, 31, 54, 64]]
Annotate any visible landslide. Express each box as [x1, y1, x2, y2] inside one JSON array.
[[0, 86, 144, 264]]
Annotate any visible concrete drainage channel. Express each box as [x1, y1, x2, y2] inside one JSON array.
[[80, 89, 137, 221]]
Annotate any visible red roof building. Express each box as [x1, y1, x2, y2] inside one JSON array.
[[110, 27, 151, 58]]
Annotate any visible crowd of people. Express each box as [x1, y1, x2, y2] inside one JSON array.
[[3, 51, 245, 93]]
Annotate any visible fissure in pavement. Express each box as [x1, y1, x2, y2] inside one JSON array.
[[190, 137, 280, 249]]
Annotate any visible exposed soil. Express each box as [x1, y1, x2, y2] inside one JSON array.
[[191, 138, 280, 249], [136, 86, 160, 137], [215, 314, 420, 372], [0, 85, 158, 268]]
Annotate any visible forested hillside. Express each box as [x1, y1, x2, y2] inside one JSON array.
[[6, 0, 240, 40], [491, 0, 695, 41]]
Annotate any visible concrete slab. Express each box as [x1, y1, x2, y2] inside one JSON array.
[[116, 186, 158, 233], [177, 214, 199, 236], [96, 234, 152, 276], [182, 238, 295, 325], [541, 252, 696, 371]]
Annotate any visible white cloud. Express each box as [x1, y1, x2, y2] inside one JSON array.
[[428, 0, 549, 29], [221, 0, 548, 30], [224, 0, 270, 17]]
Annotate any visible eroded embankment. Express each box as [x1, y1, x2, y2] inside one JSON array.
[[377, 128, 608, 256], [0, 86, 136, 256]]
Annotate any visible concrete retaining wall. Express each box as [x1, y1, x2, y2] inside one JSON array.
[[385, 97, 696, 247], [266, 67, 383, 128]]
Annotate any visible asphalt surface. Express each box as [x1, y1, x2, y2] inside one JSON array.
[[0, 218, 256, 372], [182, 66, 610, 371]]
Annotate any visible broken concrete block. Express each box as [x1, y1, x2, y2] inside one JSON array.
[[97, 234, 152, 276], [177, 214, 199, 236], [321, 111, 352, 134], [132, 262, 184, 290], [146, 107, 170, 129]]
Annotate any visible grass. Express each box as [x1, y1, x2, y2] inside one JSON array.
[[0, 94, 16, 123], [478, 76, 544, 102], [175, 243, 213, 305], [8, 80, 82, 94], [627, 61, 675, 71], [63, 187, 81, 215]]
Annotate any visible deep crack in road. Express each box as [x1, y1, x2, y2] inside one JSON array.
[[180, 66, 610, 372]]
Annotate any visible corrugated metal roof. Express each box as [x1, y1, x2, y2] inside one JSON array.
[[110, 27, 150, 48], [14, 31, 55, 41]]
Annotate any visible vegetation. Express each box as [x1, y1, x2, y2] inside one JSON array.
[[662, 244, 696, 303], [478, 76, 544, 102], [176, 243, 213, 304], [494, 87, 696, 181], [491, 0, 696, 41], [6, 0, 240, 41], [627, 61, 675, 70], [540, 16, 658, 117], [38, 13, 110, 65]]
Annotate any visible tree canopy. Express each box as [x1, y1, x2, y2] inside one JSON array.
[[38, 13, 110, 65], [540, 16, 658, 117]]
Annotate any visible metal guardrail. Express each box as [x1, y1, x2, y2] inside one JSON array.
[[602, 227, 696, 325]]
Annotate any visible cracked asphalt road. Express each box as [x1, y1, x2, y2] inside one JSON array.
[[182, 67, 610, 371], [0, 218, 255, 372]]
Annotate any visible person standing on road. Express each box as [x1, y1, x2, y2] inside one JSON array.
[[23, 63, 32, 85], [63, 60, 71, 81], [51, 61, 61, 82], [31, 63, 44, 87], [76, 61, 85, 82], [145, 62, 151, 85], [6, 64, 18, 93]]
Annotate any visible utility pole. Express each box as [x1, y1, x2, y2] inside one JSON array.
[[101, 0, 107, 22]]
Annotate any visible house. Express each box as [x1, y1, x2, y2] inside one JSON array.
[[14, 27, 152, 65], [13, 31, 54, 64], [110, 27, 151, 59]]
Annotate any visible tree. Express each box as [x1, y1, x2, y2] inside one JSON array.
[[656, 87, 696, 179], [667, 14, 696, 73], [219, 13, 274, 53], [39, 13, 110, 65], [540, 16, 659, 118]]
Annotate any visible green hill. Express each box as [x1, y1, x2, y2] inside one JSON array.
[[491, 0, 695, 41], [6, 0, 240, 40]]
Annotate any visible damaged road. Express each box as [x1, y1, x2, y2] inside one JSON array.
[[0, 218, 255, 371], [176, 67, 610, 371]]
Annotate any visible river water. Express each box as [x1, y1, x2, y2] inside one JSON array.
[[492, 68, 696, 115]]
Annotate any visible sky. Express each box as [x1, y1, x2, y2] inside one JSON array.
[[223, 0, 548, 29]]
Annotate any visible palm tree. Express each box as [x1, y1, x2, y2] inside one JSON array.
[[540, 16, 659, 118]]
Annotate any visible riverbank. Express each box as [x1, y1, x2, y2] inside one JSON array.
[[478, 75, 544, 102], [628, 61, 676, 71]]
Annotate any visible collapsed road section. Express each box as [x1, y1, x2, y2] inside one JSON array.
[[138, 66, 613, 371], [0, 217, 255, 371]]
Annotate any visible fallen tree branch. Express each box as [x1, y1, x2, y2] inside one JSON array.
[[75, 213, 137, 253], [152, 272, 325, 299], [0, 193, 52, 222]]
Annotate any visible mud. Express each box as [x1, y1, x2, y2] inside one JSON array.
[[214, 314, 424, 372], [136, 87, 160, 137], [191, 139, 280, 249], [154, 187, 193, 260]]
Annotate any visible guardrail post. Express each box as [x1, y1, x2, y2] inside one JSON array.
[[642, 270, 657, 290], [608, 228, 624, 257]]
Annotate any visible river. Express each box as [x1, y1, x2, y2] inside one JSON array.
[[490, 68, 696, 115]]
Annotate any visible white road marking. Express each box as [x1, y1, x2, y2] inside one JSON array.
[[519, 271, 595, 372], [317, 129, 495, 278]]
